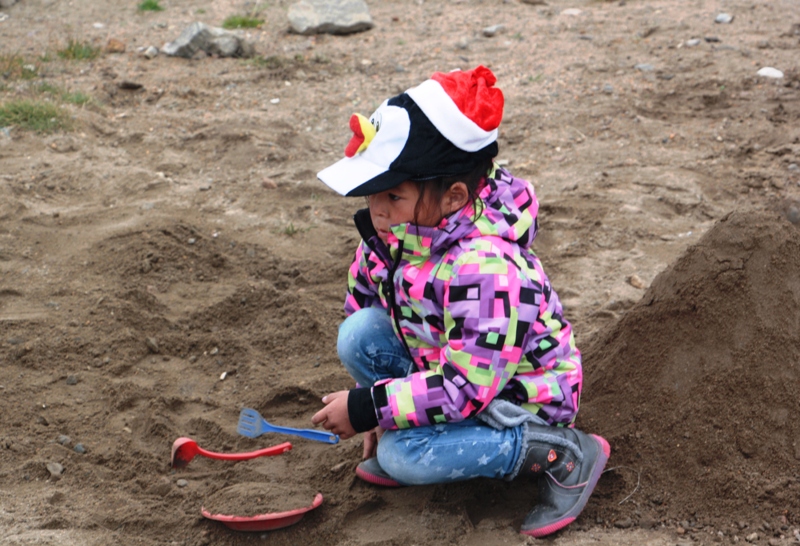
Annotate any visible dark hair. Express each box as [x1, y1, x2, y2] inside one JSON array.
[[412, 157, 493, 226]]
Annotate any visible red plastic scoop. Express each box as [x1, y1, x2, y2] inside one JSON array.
[[170, 437, 292, 468], [202, 492, 323, 531]]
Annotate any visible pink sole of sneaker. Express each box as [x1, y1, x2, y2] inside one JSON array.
[[520, 434, 611, 538], [355, 466, 403, 487]]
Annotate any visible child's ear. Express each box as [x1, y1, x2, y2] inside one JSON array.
[[443, 182, 469, 215]]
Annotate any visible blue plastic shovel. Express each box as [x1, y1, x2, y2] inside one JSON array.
[[237, 408, 339, 444]]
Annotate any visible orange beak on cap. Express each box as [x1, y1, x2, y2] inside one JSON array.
[[344, 113, 377, 158]]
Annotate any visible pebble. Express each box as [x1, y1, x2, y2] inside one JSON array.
[[92, 22, 104, 29], [270, 98, 280, 104], [628, 274, 646, 289], [786, 206, 799, 225], [704, 36, 721, 43], [46, 462, 64, 479], [176, 479, 188, 487], [146, 337, 160, 354], [106, 38, 126, 53], [73, 443, 86, 454], [561, 8, 582, 16], [456, 37, 469, 50], [686, 38, 701, 47], [209, 347, 219, 356], [756, 67, 783, 79], [143, 46, 159, 59], [188, 238, 196, 244], [635, 63, 655, 72], [614, 517, 634, 529], [789, 163, 799, 172], [66, 375, 78, 385], [482, 24, 505, 38], [602, 83, 614, 94], [57, 435, 71, 446], [715, 13, 734, 24], [745, 532, 759, 543]]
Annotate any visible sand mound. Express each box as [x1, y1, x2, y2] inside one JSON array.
[[581, 210, 800, 529]]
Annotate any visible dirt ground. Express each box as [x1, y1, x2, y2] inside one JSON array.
[[1, 0, 799, 545]]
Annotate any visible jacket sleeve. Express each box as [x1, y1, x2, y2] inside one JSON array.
[[371, 249, 528, 429], [344, 241, 386, 316]]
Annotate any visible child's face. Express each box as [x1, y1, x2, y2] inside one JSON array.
[[368, 181, 436, 244]]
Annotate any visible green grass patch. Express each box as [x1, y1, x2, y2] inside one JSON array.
[[222, 15, 264, 29], [0, 54, 40, 80], [0, 100, 70, 133], [248, 55, 288, 69], [58, 39, 100, 61], [137, 0, 164, 12], [35, 83, 92, 105]]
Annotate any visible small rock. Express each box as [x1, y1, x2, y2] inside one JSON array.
[[456, 38, 469, 50], [46, 462, 64, 479], [561, 8, 582, 16], [628, 274, 646, 289], [209, 347, 219, 356], [615, 517, 634, 529], [686, 38, 701, 47], [635, 63, 655, 72], [704, 36, 721, 43], [756, 40, 771, 49], [143, 46, 159, 59], [261, 178, 277, 190], [715, 13, 733, 24], [163, 22, 255, 58], [757, 67, 783, 79], [106, 38, 126, 53], [767, 539, 781, 546], [57, 435, 71, 446], [788, 163, 798, 172], [602, 83, 614, 94], [786, 206, 799, 225], [188, 238, 196, 244], [145, 337, 159, 354], [288, 0, 374, 35], [66, 375, 78, 385], [73, 443, 86, 454], [331, 462, 347, 472], [482, 24, 505, 38], [176, 479, 189, 487], [520, 0, 547, 4], [746, 533, 759, 543]]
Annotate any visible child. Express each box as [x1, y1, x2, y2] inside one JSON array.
[[311, 66, 609, 538]]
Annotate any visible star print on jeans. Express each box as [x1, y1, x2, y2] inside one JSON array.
[[448, 468, 465, 480], [477, 454, 491, 465], [419, 448, 436, 466], [497, 441, 512, 456], [457, 447, 464, 455]]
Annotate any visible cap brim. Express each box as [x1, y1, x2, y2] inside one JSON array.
[[317, 154, 409, 197]]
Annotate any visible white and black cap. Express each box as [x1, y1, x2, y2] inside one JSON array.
[[317, 66, 504, 197]]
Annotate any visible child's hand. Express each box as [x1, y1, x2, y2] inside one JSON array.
[[362, 426, 385, 459], [311, 390, 357, 439]]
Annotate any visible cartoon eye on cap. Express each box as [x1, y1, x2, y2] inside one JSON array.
[[344, 113, 377, 157]]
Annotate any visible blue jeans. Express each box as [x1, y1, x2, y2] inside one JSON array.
[[337, 307, 524, 486]]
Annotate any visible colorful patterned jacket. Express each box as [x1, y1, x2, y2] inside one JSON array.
[[345, 166, 582, 431]]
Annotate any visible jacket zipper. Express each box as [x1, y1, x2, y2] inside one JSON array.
[[353, 209, 413, 357]]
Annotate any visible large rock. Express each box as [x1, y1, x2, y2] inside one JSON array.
[[163, 22, 255, 59], [288, 0, 373, 35]]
